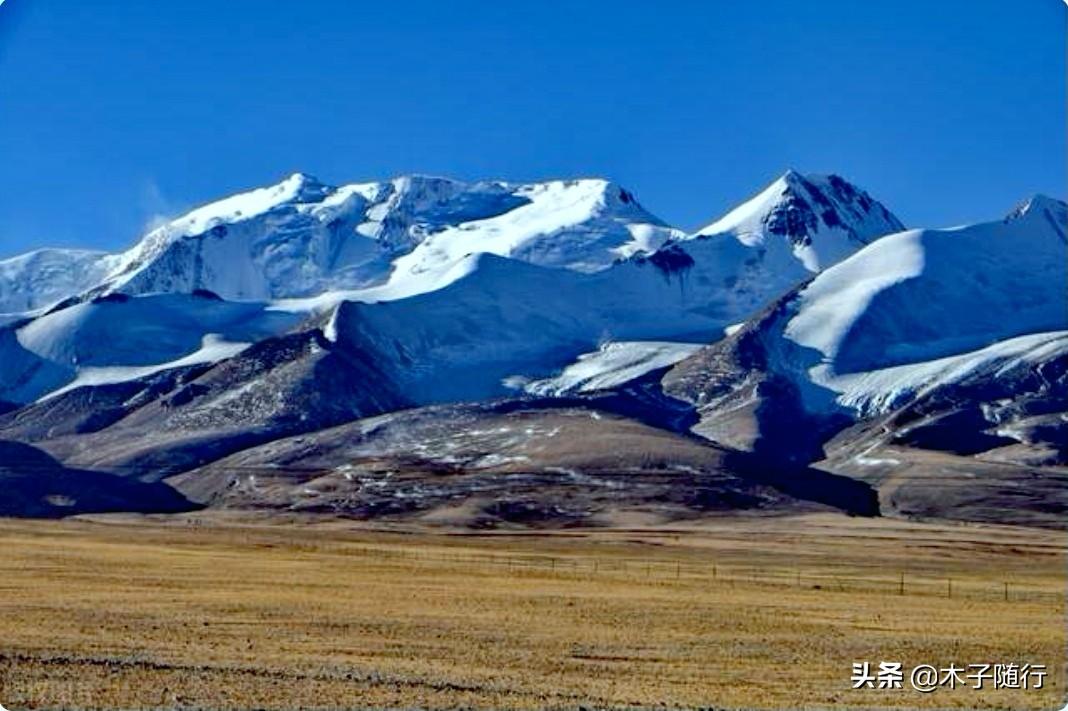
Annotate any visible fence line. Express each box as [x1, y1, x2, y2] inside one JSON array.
[[312, 543, 1065, 605]]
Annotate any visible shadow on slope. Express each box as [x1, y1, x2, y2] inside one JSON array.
[[722, 450, 879, 517], [537, 374, 879, 517], [663, 287, 854, 466], [0, 441, 197, 518]]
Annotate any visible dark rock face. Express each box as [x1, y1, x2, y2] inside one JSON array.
[[642, 243, 695, 277], [42, 295, 84, 316], [882, 347, 1068, 465], [1005, 195, 1068, 243], [765, 192, 819, 247], [0, 365, 212, 442], [0, 328, 410, 482], [90, 292, 130, 304], [662, 283, 845, 463], [755, 173, 906, 249], [825, 174, 864, 205]]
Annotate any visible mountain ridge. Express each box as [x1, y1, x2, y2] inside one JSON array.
[[1, 170, 1063, 528], [0, 170, 899, 314]]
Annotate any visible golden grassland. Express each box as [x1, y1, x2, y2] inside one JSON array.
[[0, 512, 1064, 710]]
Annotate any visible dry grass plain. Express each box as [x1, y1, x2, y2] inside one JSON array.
[[0, 512, 1064, 710]]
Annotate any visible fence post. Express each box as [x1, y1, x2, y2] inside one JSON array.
[[676, 562, 681, 580], [899, 572, 905, 596], [947, 578, 952, 599], [1004, 582, 1009, 602]]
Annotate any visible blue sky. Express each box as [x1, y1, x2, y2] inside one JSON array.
[[0, 0, 1064, 258]]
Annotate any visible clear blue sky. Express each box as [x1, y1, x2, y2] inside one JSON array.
[[0, 0, 1064, 258]]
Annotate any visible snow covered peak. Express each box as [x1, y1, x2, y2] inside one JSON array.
[[1005, 194, 1067, 241], [359, 177, 681, 298], [692, 171, 904, 272], [82, 172, 679, 303], [387, 174, 466, 206], [280, 170, 327, 192], [1008, 193, 1066, 215], [674, 196, 1068, 426], [784, 204, 1068, 378], [181, 171, 331, 225]]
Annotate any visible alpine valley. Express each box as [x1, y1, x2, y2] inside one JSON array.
[[1, 171, 1065, 528]]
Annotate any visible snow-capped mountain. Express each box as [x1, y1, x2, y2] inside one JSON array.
[[785, 193, 1066, 400], [664, 194, 1068, 459], [91, 173, 682, 302], [687, 169, 904, 272], [326, 251, 730, 404], [0, 248, 121, 314], [320, 170, 904, 404], [1, 167, 1063, 527], [0, 170, 897, 319], [276, 171, 905, 407], [587, 171, 907, 328], [0, 292, 302, 404], [0, 170, 903, 409]]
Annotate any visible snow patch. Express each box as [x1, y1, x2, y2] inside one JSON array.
[[42, 334, 250, 401], [522, 341, 703, 396], [814, 331, 1068, 417]]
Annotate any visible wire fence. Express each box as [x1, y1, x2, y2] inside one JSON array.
[[306, 542, 1066, 606]]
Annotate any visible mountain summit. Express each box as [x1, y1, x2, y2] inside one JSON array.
[[96, 174, 681, 303], [692, 170, 904, 272], [1005, 193, 1067, 242], [0, 171, 899, 315], [0, 170, 907, 408]]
